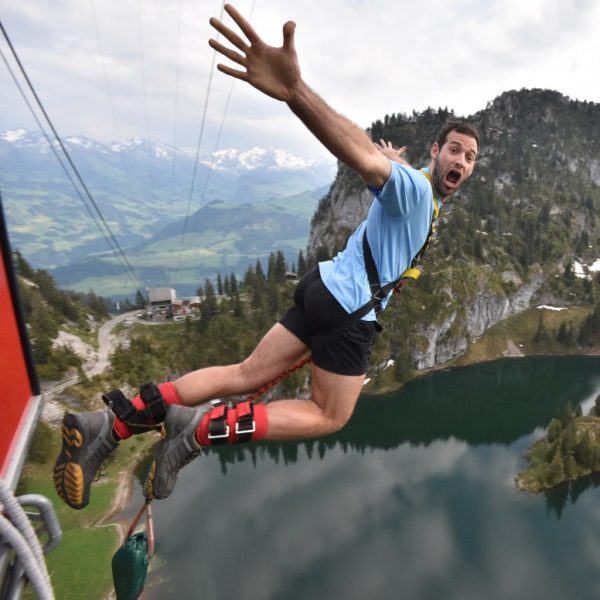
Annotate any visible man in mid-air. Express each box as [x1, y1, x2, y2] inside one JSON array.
[[54, 4, 478, 510]]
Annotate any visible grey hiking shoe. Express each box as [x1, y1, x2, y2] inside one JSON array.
[[145, 404, 208, 500], [53, 410, 119, 510]]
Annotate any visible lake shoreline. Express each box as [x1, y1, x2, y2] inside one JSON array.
[[366, 348, 600, 396]]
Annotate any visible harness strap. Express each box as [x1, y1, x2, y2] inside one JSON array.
[[235, 400, 256, 443], [196, 399, 268, 446], [322, 169, 441, 333], [362, 168, 441, 314], [139, 383, 168, 423], [103, 389, 137, 422], [207, 402, 228, 444], [204, 400, 258, 445], [102, 385, 166, 434]]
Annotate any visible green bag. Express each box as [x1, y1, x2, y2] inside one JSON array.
[[112, 500, 155, 600], [112, 531, 150, 600]]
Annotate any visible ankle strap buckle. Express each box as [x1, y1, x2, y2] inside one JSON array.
[[207, 424, 230, 440], [235, 421, 256, 435]]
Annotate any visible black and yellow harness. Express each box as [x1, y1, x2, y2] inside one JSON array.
[[327, 168, 441, 331]]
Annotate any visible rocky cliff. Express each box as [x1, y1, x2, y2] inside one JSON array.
[[306, 89, 600, 373]]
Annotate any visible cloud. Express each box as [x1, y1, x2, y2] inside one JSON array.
[[1, 0, 599, 160]]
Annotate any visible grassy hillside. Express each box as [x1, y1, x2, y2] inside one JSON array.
[[49, 189, 326, 298], [13, 251, 110, 379]]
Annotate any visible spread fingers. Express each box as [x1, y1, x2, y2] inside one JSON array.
[[209, 16, 249, 53], [209, 38, 246, 67], [223, 4, 260, 44]]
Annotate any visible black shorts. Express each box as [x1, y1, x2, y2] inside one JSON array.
[[279, 267, 378, 376]]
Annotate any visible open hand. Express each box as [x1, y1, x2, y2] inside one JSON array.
[[374, 140, 410, 166], [209, 4, 302, 102]]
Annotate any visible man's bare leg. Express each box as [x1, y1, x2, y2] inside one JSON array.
[[264, 362, 365, 440], [173, 323, 364, 441], [146, 332, 366, 499], [173, 323, 309, 405]]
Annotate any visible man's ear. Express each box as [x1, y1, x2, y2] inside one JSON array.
[[430, 141, 439, 160]]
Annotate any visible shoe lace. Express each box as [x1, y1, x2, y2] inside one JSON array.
[[94, 462, 108, 482], [88, 432, 115, 480]]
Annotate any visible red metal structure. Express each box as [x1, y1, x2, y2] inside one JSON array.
[[0, 194, 41, 489], [0, 193, 60, 599]]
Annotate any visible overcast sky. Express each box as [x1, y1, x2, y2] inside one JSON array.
[[1, 0, 599, 161]]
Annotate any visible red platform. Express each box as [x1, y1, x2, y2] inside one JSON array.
[[0, 198, 40, 489]]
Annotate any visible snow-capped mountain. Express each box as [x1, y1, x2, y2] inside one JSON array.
[[1, 129, 335, 176], [1, 129, 185, 161], [198, 146, 335, 175], [1, 128, 49, 148], [0, 128, 335, 272]]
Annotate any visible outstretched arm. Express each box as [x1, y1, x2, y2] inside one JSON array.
[[209, 4, 391, 188]]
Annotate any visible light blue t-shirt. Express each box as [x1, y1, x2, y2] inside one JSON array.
[[318, 162, 437, 321]]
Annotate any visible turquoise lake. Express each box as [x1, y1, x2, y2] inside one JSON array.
[[130, 356, 600, 599]]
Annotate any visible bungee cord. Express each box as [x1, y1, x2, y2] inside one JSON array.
[[174, 0, 228, 280], [174, 0, 258, 285]]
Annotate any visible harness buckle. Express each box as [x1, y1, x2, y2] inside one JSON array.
[[373, 288, 385, 302], [235, 420, 256, 435], [207, 424, 230, 440]]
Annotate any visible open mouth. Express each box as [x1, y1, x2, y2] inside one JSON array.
[[445, 169, 461, 186]]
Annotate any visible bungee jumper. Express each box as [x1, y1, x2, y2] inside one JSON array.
[[53, 3, 479, 511]]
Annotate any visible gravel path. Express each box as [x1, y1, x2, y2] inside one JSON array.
[[41, 311, 138, 423]]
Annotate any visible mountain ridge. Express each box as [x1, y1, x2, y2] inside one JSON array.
[[306, 87, 600, 375], [48, 186, 328, 297], [0, 128, 335, 272]]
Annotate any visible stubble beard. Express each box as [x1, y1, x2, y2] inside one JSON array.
[[431, 155, 450, 199]]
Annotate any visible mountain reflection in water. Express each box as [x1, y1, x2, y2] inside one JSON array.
[[138, 356, 600, 600]]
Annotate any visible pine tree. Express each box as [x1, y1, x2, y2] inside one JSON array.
[[557, 321, 569, 345], [594, 394, 600, 417], [575, 431, 593, 469], [578, 303, 600, 346], [563, 262, 575, 286], [274, 250, 287, 283], [547, 418, 562, 443], [559, 401, 575, 427], [547, 451, 565, 486], [267, 252, 277, 282], [297, 250, 307, 277], [564, 452, 578, 480], [201, 279, 218, 324], [251, 280, 264, 310], [230, 273, 239, 296], [243, 264, 255, 289], [13, 250, 35, 279], [534, 312, 550, 343], [233, 291, 243, 318], [255, 260, 266, 284], [217, 273, 224, 296]]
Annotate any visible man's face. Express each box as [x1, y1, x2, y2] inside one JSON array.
[[430, 131, 478, 198]]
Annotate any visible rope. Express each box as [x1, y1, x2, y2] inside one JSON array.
[[0, 478, 54, 600], [245, 355, 312, 404], [125, 498, 155, 559]]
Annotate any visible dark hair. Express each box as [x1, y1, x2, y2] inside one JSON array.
[[436, 120, 480, 152]]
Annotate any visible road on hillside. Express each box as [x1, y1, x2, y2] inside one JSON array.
[[41, 311, 137, 402], [86, 311, 137, 377]]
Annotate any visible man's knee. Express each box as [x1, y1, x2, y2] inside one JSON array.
[[311, 370, 363, 436], [320, 409, 353, 436]]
